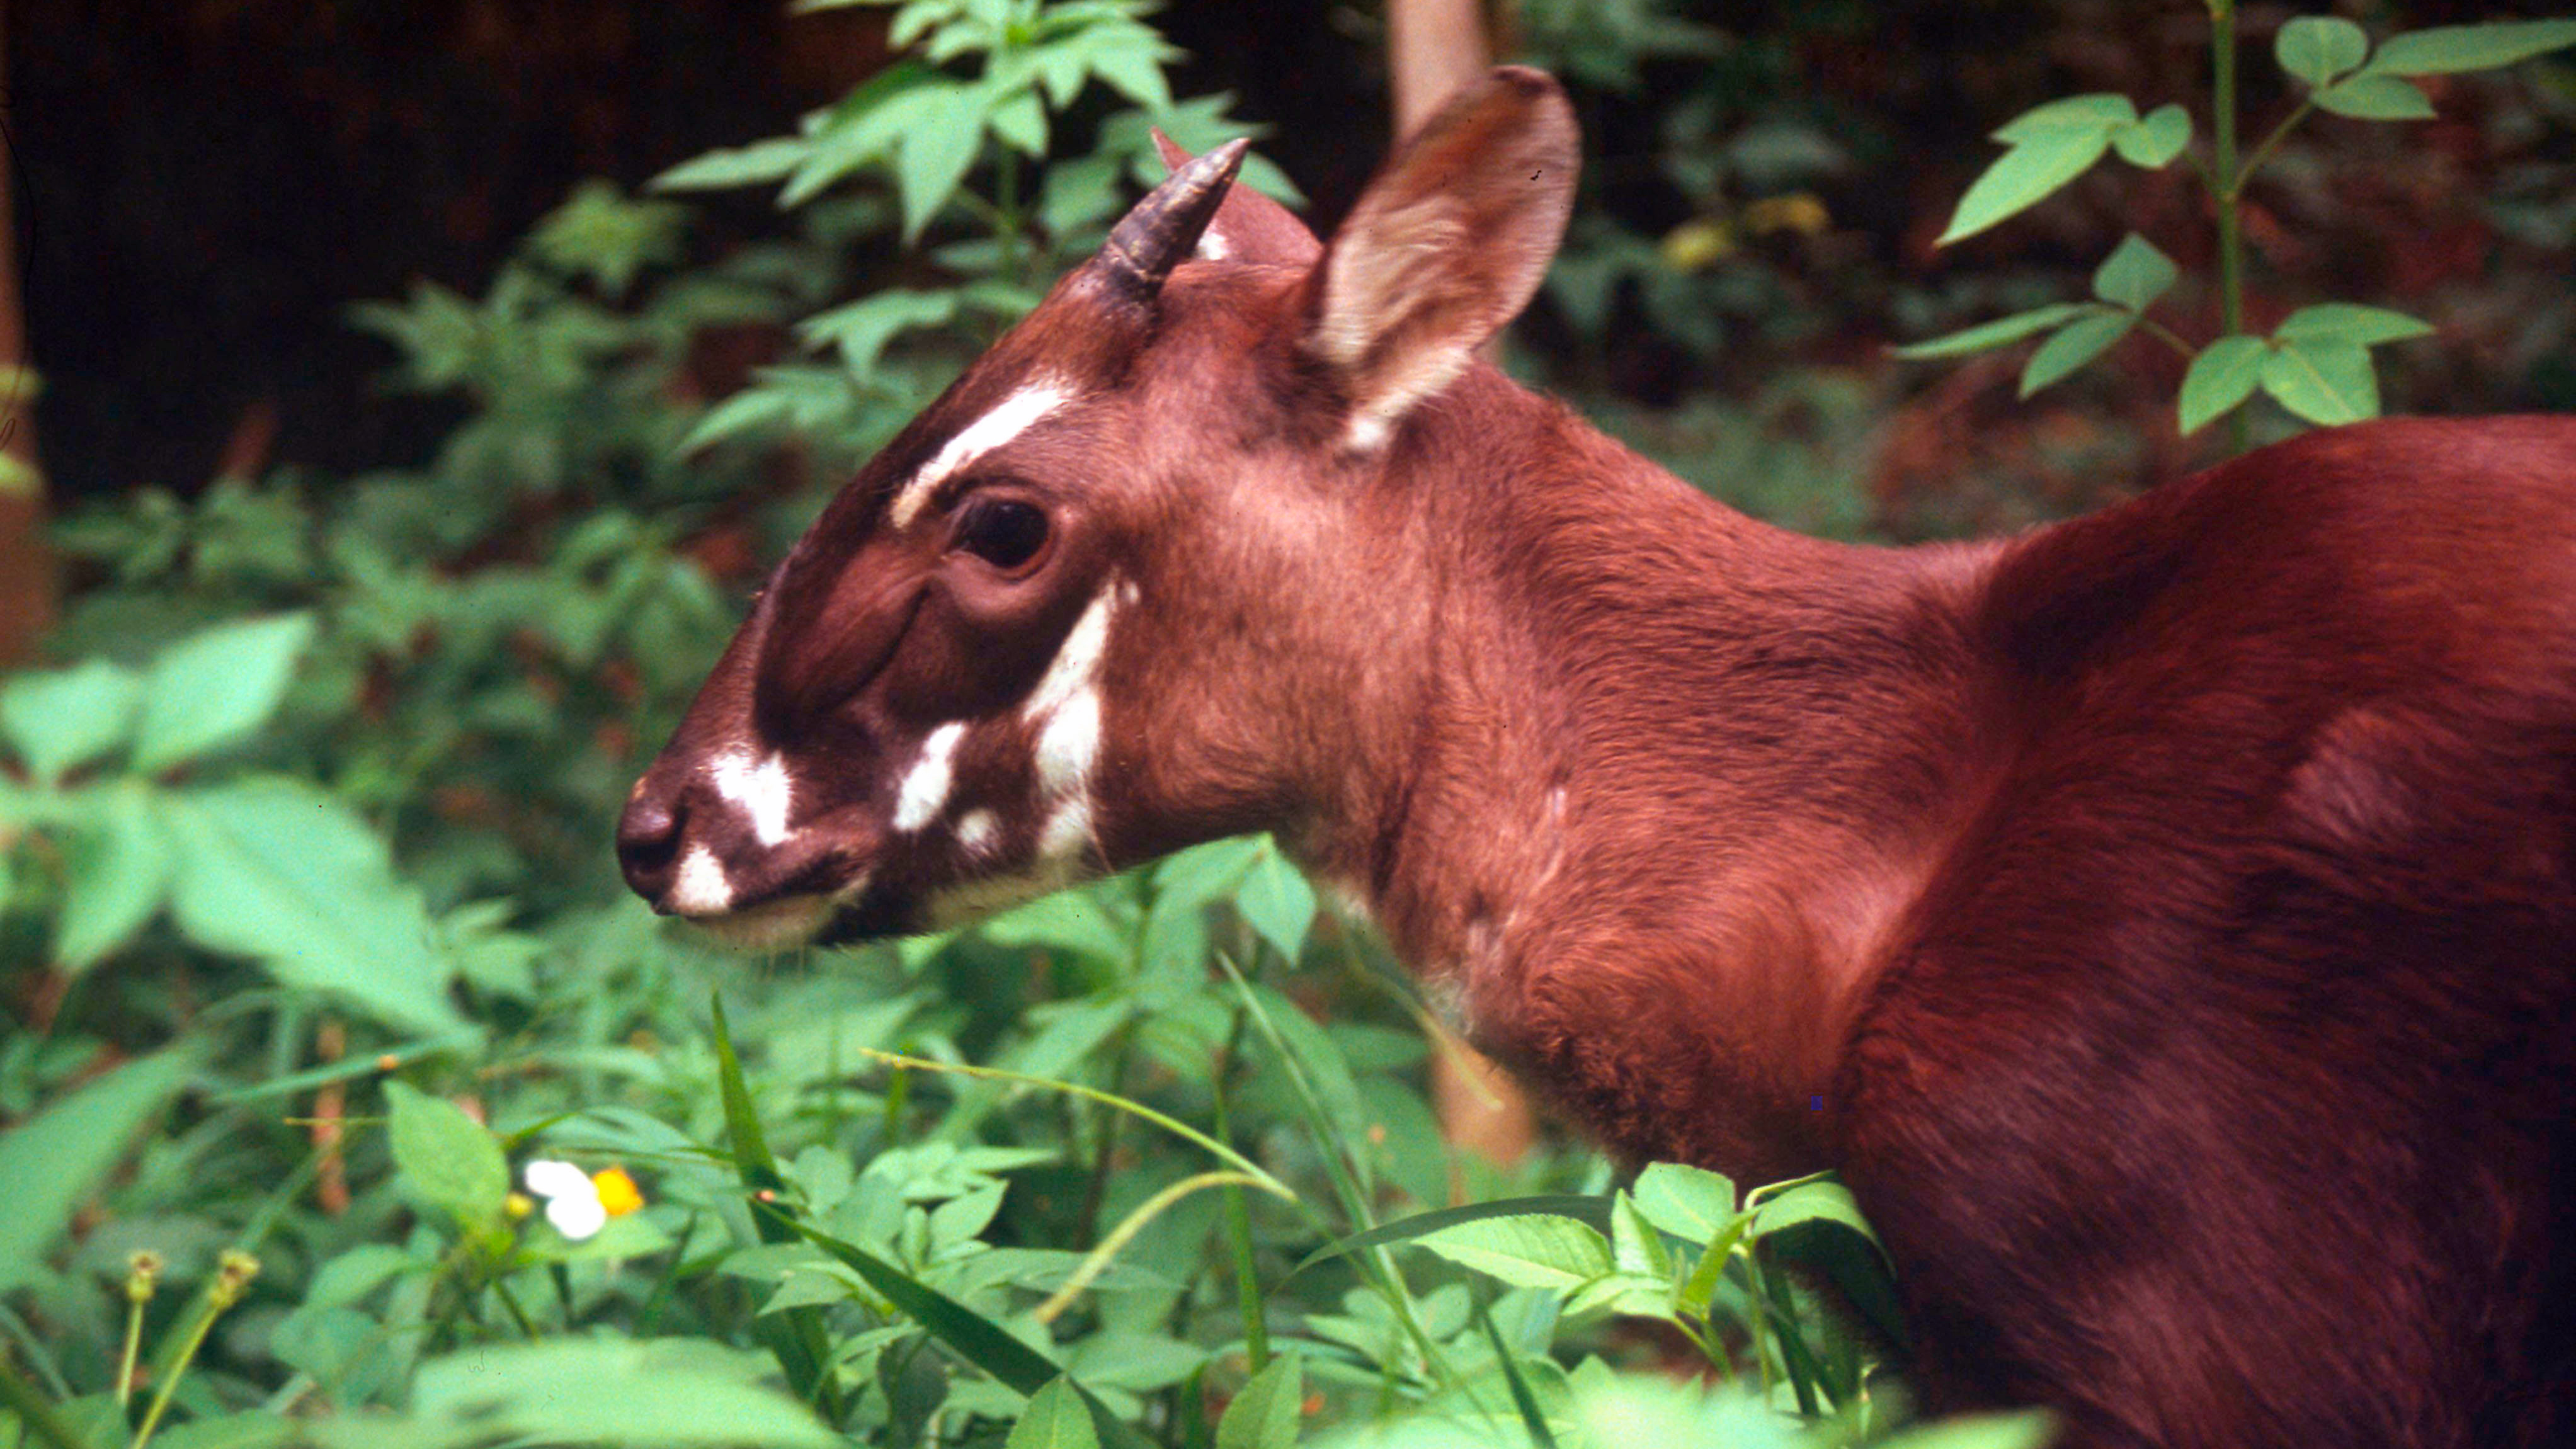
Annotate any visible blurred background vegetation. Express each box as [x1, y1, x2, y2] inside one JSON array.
[[0, 2, 2568, 1446]]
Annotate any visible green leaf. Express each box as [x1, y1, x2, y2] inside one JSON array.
[[708, 996, 836, 1412], [1236, 838, 1316, 964], [1081, 25, 1176, 111], [0, 659, 143, 786], [1416, 1214, 1616, 1292], [2111, 103, 2192, 168], [799, 288, 959, 382], [0, 1046, 198, 1292], [1610, 1190, 1673, 1280], [897, 89, 992, 242], [2276, 16, 2369, 86], [2314, 74, 2436, 120], [1875, 1410, 2059, 1449], [2092, 233, 2178, 312], [1750, 1178, 1906, 1350], [2365, 20, 2576, 76], [1216, 1353, 1302, 1449], [2272, 303, 2434, 348], [2178, 336, 2267, 434], [130, 614, 317, 775], [1988, 92, 2139, 144], [2018, 309, 2136, 397], [1287, 1195, 1614, 1281], [1009, 1377, 1103, 1449], [401, 1340, 842, 1448], [1891, 303, 2090, 360], [2260, 338, 2379, 425], [163, 778, 466, 1036], [652, 137, 814, 192], [385, 1081, 510, 1236], [1631, 1162, 1739, 1246], [782, 1211, 1157, 1449], [989, 89, 1049, 157], [1939, 127, 2119, 245], [54, 781, 175, 974], [146, 1411, 302, 1449], [1479, 1307, 1559, 1449]]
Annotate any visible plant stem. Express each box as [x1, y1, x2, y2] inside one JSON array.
[[0, 1358, 89, 1449], [2233, 100, 2314, 200], [131, 1303, 220, 1448], [118, 1297, 146, 1410], [2208, 0, 2250, 453], [1209, 1009, 1271, 1373]]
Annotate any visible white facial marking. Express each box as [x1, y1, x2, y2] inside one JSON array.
[[1038, 795, 1092, 861], [1033, 688, 1101, 797], [893, 723, 967, 833], [955, 809, 1000, 855], [1023, 586, 1116, 724], [712, 749, 796, 848], [668, 844, 735, 916], [1195, 230, 1230, 262], [888, 382, 1071, 531], [1343, 411, 1394, 454], [687, 893, 832, 952]]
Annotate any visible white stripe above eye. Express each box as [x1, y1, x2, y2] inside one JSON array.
[[887, 382, 1072, 530]]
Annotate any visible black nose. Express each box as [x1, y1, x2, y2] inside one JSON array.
[[616, 786, 684, 905]]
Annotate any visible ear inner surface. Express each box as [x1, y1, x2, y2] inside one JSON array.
[[1310, 67, 1578, 446]]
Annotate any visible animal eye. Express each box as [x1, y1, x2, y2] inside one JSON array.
[[953, 497, 1050, 570]]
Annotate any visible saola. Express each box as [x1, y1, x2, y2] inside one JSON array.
[[620, 68, 2576, 1447]]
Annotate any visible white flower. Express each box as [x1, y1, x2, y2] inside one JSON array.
[[523, 1159, 608, 1240]]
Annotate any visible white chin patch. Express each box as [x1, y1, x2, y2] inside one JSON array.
[[668, 844, 736, 916], [684, 893, 836, 952]]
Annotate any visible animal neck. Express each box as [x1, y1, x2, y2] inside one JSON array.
[[1302, 367, 2000, 1174]]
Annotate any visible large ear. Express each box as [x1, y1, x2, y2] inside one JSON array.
[[1308, 67, 1577, 448], [1151, 130, 1323, 268]]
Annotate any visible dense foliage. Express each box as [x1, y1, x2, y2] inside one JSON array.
[[3, 3, 2568, 1447]]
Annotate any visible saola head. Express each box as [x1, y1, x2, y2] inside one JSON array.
[[617, 67, 1578, 948]]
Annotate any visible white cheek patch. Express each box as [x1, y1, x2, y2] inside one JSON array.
[[1024, 587, 1116, 724], [711, 749, 796, 848], [1195, 230, 1230, 262], [1037, 795, 1092, 861], [1033, 689, 1100, 797], [955, 809, 1000, 855], [893, 723, 968, 833], [887, 382, 1071, 531], [668, 844, 736, 916]]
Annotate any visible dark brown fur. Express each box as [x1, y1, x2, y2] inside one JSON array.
[[623, 72, 2576, 1445]]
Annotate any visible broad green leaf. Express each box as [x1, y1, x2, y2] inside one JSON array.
[[1236, 838, 1316, 964], [981, 892, 1135, 970], [898, 90, 992, 242], [801, 289, 960, 382], [1288, 1195, 1613, 1280], [2366, 20, 2576, 76], [1008, 1378, 1100, 1449], [2276, 16, 2369, 86], [1216, 1353, 1302, 1449], [401, 1340, 841, 1448], [1610, 1190, 1673, 1279], [1081, 25, 1176, 112], [651, 137, 813, 191], [163, 778, 466, 1037], [54, 780, 175, 974], [1987, 92, 2138, 144], [2178, 336, 2267, 434], [1891, 303, 2089, 360], [2260, 339, 2379, 424], [2092, 233, 2178, 312], [2315, 74, 2436, 120], [1631, 1162, 1738, 1246], [130, 614, 317, 775], [2018, 309, 2135, 397], [1416, 1213, 1615, 1292], [0, 1046, 197, 1292], [385, 1081, 510, 1236], [0, 659, 142, 785], [989, 89, 1049, 157], [1750, 1178, 1906, 1350], [2111, 103, 2191, 168], [2273, 303, 2434, 348], [1938, 126, 2119, 245]]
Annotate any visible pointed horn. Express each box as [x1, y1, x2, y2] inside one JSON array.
[[1099, 137, 1251, 301]]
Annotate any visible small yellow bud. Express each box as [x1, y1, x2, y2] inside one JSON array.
[[208, 1250, 261, 1309], [506, 1191, 536, 1220], [125, 1250, 166, 1304], [1660, 219, 1736, 272]]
